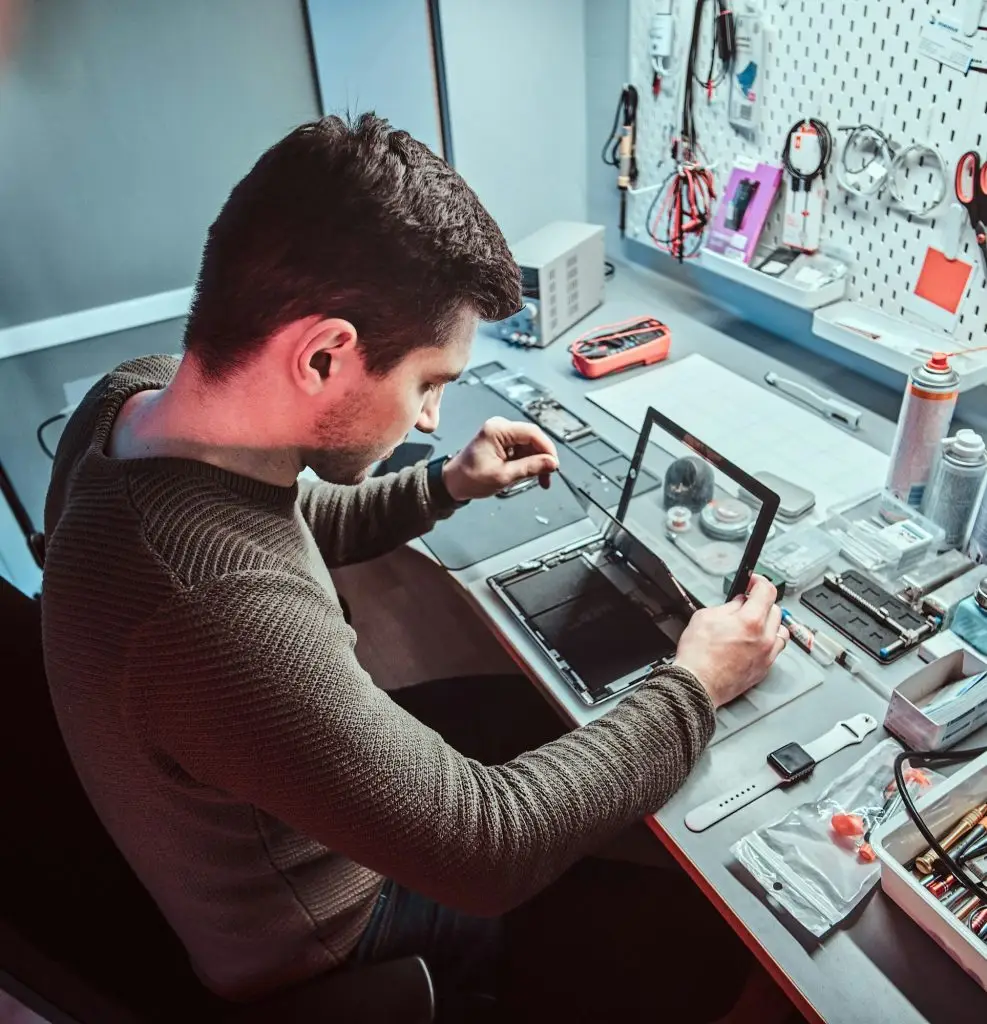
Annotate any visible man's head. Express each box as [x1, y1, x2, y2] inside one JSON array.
[[182, 113, 521, 482]]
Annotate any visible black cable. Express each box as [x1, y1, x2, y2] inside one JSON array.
[[601, 86, 639, 178], [894, 747, 987, 904], [604, 260, 615, 280], [782, 118, 833, 191], [36, 413, 67, 460]]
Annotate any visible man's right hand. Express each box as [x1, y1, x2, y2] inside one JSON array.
[[673, 575, 788, 708]]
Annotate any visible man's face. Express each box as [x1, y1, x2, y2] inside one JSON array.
[[302, 310, 476, 483]]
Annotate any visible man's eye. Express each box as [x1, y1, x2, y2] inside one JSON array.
[[426, 382, 443, 393]]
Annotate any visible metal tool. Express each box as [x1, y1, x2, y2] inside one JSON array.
[[763, 372, 862, 430], [955, 150, 987, 280]]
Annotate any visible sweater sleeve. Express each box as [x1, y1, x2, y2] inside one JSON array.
[[296, 463, 452, 567], [130, 571, 715, 916]]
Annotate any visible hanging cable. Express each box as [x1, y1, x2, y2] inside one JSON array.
[[888, 142, 949, 218], [782, 118, 833, 191], [36, 413, 67, 460], [836, 123, 895, 199]]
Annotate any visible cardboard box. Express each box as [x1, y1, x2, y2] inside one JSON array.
[[884, 649, 987, 751]]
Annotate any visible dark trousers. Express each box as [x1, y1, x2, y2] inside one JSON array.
[[354, 674, 752, 1024]]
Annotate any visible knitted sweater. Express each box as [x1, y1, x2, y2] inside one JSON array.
[[41, 355, 716, 1001]]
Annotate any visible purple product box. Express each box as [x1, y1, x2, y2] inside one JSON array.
[[705, 162, 783, 263]]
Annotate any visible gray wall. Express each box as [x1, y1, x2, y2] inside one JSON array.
[[0, 0, 320, 592], [306, 0, 445, 155], [439, 0, 589, 244]]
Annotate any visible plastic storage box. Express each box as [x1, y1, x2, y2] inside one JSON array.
[[871, 751, 987, 992]]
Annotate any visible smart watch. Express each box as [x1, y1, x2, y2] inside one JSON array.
[[684, 713, 879, 833], [426, 455, 470, 510]]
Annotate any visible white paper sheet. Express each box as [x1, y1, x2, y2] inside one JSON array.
[[588, 354, 888, 517]]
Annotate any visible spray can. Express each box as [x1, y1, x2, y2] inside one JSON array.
[[885, 354, 960, 509], [970, 488, 987, 565], [922, 430, 987, 548]]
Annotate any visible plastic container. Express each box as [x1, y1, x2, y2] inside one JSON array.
[[758, 526, 840, 591], [825, 490, 946, 586], [872, 750, 987, 993], [953, 580, 987, 657]]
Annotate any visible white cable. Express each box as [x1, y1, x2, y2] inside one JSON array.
[[888, 142, 949, 219], [835, 124, 894, 200]]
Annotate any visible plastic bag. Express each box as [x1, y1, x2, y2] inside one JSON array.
[[731, 738, 945, 936]]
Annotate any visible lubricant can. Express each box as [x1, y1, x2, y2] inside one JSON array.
[[885, 354, 960, 509], [922, 430, 987, 548]]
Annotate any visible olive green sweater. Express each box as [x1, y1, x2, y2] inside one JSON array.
[[41, 356, 715, 1000]]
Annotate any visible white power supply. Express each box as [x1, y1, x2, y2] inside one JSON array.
[[502, 222, 606, 348]]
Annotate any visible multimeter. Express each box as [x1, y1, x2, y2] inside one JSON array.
[[569, 316, 672, 379]]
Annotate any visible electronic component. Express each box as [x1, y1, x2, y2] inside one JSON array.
[[801, 570, 940, 663], [509, 222, 606, 348], [685, 714, 878, 831], [489, 405, 780, 706], [496, 301, 540, 347], [569, 316, 671, 379], [524, 398, 593, 443], [767, 742, 816, 783]]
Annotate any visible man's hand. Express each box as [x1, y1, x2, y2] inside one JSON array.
[[673, 575, 789, 708], [443, 417, 559, 501]]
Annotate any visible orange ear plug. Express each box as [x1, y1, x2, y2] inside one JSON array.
[[832, 813, 866, 838]]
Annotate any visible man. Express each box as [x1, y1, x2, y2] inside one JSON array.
[[42, 114, 788, 1021]]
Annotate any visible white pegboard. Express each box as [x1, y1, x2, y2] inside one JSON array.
[[626, 0, 987, 349]]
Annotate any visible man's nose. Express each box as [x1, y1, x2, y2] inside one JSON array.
[[416, 398, 440, 434]]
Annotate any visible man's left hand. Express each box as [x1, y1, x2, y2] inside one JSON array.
[[442, 417, 559, 502]]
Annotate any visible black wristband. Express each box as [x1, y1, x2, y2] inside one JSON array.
[[426, 455, 470, 510]]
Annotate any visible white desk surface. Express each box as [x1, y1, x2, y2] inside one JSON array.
[[437, 260, 987, 1024]]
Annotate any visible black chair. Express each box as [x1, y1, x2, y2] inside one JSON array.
[[0, 576, 434, 1024]]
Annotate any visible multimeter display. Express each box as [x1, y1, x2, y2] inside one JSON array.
[[569, 316, 672, 378]]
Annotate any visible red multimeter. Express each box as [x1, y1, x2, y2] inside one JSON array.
[[569, 316, 672, 379]]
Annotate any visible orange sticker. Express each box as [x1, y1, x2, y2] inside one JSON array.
[[913, 247, 973, 314]]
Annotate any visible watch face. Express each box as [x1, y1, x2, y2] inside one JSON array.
[[767, 742, 815, 781]]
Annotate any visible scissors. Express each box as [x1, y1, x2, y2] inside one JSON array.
[[955, 150, 987, 279]]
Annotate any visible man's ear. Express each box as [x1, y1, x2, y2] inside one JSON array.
[[292, 318, 358, 395]]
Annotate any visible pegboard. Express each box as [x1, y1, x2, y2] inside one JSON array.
[[625, 0, 987, 349]]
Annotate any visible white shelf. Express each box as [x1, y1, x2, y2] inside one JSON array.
[[698, 248, 848, 310], [0, 287, 193, 361], [812, 301, 987, 392]]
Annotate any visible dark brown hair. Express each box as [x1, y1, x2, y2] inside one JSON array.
[[183, 113, 520, 378]]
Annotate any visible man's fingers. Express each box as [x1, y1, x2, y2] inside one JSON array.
[[490, 419, 559, 460], [498, 454, 559, 485], [765, 603, 782, 639], [742, 575, 777, 620], [770, 627, 790, 662]]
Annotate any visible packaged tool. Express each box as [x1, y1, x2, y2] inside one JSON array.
[[733, 739, 944, 937], [758, 526, 839, 592], [569, 316, 671, 379]]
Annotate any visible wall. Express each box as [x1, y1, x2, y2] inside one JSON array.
[[439, 0, 589, 244], [584, 0, 630, 257], [305, 0, 446, 156], [0, 0, 319, 593]]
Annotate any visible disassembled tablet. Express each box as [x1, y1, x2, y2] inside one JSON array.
[[488, 406, 780, 707]]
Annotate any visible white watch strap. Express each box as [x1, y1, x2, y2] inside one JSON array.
[[684, 713, 878, 833], [684, 764, 782, 832]]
